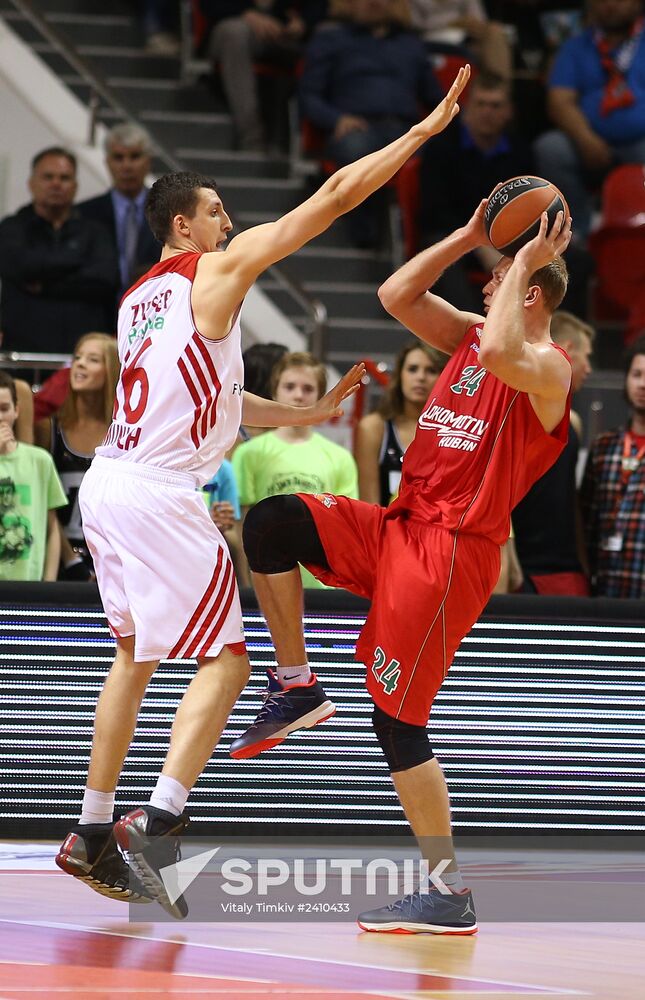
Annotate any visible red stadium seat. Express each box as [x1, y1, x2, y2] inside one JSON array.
[[429, 53, 475, 97], [588, 165, 645, 341]]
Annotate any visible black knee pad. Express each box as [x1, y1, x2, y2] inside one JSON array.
[[243, 495, 329, 574], [372, 704, 434, 773]]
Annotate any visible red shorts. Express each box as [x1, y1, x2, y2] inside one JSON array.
[[528, 571, 590, 596], [299, 493, 500, 726]]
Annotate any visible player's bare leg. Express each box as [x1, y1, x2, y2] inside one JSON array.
[[230, 568, 335, 759], [56, 636, 158, 904], [114, 646, 251, 918], [392, 758, 453, 839], [358, 752, 477, 934], [250, 567, 306, 665], [163, 646, 251, 786], [87, 636, 158, 791]]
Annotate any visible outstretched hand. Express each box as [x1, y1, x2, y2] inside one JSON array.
[[302, 362, 366, 425], [515, 211, 572, 273], [417, 64, 471, 140]]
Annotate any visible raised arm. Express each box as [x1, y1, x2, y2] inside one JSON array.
[[212, 67, 470, 298], [378, 198, 490, 354], [478, 212, 572, 423]]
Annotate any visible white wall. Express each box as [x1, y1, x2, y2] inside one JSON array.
[[0, 15, 352, 439], [0, 18, 109, 216]]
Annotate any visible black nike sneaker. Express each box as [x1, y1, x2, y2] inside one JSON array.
[[56, 822, 154, 904], [113, 806, 190, 919]]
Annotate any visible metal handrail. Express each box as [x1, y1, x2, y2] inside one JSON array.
[[4, 0, 328, 358]]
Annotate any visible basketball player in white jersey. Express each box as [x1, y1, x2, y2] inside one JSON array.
[[55, 66, 471, 919]]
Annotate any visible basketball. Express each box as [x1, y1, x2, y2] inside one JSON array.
[[484, 176, 569, 257]]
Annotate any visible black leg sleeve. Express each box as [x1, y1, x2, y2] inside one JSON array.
[[242, 495, 330, 574]]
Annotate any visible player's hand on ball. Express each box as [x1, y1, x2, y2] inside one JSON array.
[[416, 64, 470, 139], [515, 211, 572, 272], [463, 198, 492, 248], [306, 362, 367, 424]]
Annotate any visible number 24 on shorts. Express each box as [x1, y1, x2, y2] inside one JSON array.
[[371, 646, 401, 695]]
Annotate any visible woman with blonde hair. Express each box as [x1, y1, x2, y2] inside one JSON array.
[[354, 340, 446, 505], [35, 332, 119, 578]]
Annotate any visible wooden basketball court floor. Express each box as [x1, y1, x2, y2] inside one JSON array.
[[0, 843, 643, 1000]]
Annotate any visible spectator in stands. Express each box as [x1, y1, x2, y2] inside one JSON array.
[[203, 457, 247, 585], [419, 70, 533, 310], [580, 336, 645, 598], [0, 149, 118, 354], [202, 1, 326, 151], [535, 0, 645, 240], [142, 0, 180, 54], [513, 311, 594, 595], [78, 123, 159, 302], [0, 372, 35, 444], [354, 341, 446, 505], [0, 371, 67, 581], [237, 341, 289, 444], [34, 333, 119, 581], [233, 351, 358, 587], [409, 0, 512, 80], [299, 0, 442, 246]]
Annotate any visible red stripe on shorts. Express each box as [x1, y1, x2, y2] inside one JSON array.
[[188, 558, 236, 658], [168, 547, 225, 657]]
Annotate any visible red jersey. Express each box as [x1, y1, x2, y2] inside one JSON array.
[[387, 324, 571, 545]]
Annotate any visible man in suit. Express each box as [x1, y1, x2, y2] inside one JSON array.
[[78, 123, 160, 302], [0, 147, 118, 353]]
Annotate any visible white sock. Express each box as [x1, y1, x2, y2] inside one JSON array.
[[149, 774, 189, 816], [276, 663, 312, 687], [79, 788, 115, 826]]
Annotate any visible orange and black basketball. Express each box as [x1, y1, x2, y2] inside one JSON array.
[[484, 176, 569, 257]]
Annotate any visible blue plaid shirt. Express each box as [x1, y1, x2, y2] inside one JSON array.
[[580, 427, 645, 597]]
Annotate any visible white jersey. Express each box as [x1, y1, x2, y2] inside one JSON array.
[[97, 252, 244, 486]]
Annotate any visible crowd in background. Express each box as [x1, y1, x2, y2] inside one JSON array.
[[0, 0, 644, 597], [2, 327, 645, 598]]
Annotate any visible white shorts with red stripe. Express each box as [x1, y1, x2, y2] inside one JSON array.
[[80, 456, 246, 662]]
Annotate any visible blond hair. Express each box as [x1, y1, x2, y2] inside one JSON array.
[[58, 333, 120, 428], [528, 256, 569, 314], [270, 351, 328, 400], [550, 310, 595, 346]]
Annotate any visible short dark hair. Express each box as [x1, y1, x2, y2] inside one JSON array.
[[623, 336, 645, 375], [146, 171, 219, 244], [0, 371, 17, 406], [31, 147, 77, 173], [243, 342, 288, 399], [471, 70, 510, 95]]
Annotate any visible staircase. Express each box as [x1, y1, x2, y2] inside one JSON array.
[[1, 0, 410, 371]]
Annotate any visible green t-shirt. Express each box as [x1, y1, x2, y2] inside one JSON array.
[[233, 431, 358, 588], [0, 443, 68, 581]]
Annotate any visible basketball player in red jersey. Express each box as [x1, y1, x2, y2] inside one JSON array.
[[236, 204, 573, 933], [54, 67, 472, 918]]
